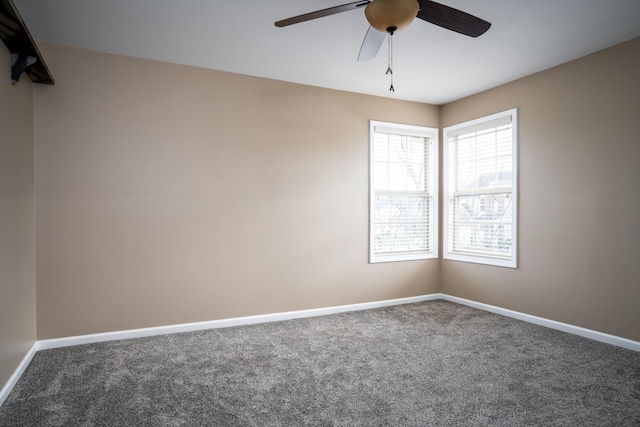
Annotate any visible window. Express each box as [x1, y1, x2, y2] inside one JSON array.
[[369, 121, 438, 263], [443, 109, 518, 268]]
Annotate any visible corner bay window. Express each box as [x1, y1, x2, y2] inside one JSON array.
[[443, 109, 518, 268], [369, 121, 438, 263]]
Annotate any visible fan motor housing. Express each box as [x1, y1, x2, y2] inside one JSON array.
[[365, 0, 419, 33]]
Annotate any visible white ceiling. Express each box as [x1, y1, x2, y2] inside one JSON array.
[[13, 0, 640, 104]]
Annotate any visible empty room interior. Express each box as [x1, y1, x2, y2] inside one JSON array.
[[1, 0, 640, 425]]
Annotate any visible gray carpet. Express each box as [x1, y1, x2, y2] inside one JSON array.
[[1, 300, 639, 426]]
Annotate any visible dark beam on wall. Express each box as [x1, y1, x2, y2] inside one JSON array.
[[0, 0, 54, 85]]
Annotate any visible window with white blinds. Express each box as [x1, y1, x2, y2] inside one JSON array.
[[443, 109, 518, 268], [369, 121, 438, 263]]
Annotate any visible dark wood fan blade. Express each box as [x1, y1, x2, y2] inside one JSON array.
[[357, 26, 386, 61], [275, 1, 370, 27], [417, 0, 491, 37]]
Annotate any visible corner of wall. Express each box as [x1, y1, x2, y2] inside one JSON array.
[[0, 44, 37, 402], [436, 104, 444, 293]]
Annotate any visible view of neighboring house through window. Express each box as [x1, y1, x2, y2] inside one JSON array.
[[443, 109, 518, 268], [369, 121, 438, 263]]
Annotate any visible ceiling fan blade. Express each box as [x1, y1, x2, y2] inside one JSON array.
[[358, 26, 386, 61], [275, 1, 370, 27], [417, 0, 491, 38]]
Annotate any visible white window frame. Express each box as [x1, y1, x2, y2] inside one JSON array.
[[369, 121, 439, 263], [443, 109, 518, 268]]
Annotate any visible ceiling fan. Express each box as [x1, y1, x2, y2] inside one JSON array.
[[275, 0, 491, 61]]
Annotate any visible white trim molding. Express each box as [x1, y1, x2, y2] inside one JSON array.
[[32, 293, 640, 354], [0, 342, 39, 408], [2, 293, 639, 408], [37, 294, 440, 350], [439, 294, 640, 352]]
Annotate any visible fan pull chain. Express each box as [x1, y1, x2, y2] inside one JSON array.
[[386, 30, 394, 92]]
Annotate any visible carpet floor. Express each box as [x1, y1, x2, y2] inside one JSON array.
[[1, 300, 639, 426]]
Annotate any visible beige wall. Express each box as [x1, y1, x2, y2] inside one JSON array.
[[33, 43, 440, 339], [0, 48, 37, 388], [18, 37, 640, 343], [440, 37, 640, 341]]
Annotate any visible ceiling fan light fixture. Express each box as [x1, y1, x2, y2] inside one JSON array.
[[365, 0, 419, 33]]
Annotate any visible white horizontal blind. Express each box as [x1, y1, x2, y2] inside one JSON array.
[[370, 121, 437, 263], [444, 109, 517, 268]]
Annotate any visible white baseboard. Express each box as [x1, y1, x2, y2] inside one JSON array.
[[3, 292, 639, 409], [0, 342, 39, 408], [439, 294, 640, 352], [35, 292, 640, 353], [37, 294, 440, 350], [4, 295, 436, 407]]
